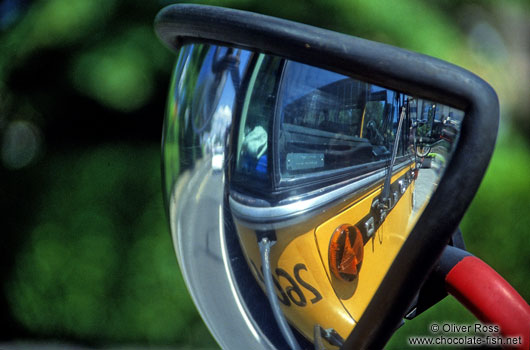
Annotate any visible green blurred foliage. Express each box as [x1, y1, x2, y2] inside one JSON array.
[[192, 0, 464, 62], [0, 0, 117, 78], [0, 0, 528, 348], [70, 27, 159, 111], [461, 129, 530, 300], [6, 144, 216, 347], [0, 0, 172, 113]]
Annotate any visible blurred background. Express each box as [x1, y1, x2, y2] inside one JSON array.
[[0, 0, 528, 349]]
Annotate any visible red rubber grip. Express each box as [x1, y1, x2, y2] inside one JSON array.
[[446, 256, 530, 349]]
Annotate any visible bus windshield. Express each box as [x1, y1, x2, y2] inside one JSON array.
[[277, 61, 407, 183], [234, 56, 414, 198]]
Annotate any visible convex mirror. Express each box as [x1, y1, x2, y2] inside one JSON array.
[[156, 5, 498, 350]]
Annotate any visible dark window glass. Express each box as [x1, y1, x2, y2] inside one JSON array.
[[234, 55, 283, 191], [233, 57, 418, 199], [277, 62, 398, 182]]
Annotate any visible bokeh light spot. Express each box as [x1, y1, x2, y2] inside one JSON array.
[[1, 120, 41, 169]]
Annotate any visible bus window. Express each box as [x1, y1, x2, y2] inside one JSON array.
[[234, 55, 283, 190], [362, 88, 394, 158], [233, 57, 418, 199], [277, 63, 401, 183]]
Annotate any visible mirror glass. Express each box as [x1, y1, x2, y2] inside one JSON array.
[[163, 43, 463, 348]]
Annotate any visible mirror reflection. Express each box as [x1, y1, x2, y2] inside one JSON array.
[[163, 43, 463, 349]]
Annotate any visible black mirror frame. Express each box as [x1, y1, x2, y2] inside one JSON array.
[[155, 4, 499, 349]]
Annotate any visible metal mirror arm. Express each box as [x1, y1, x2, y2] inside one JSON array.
[[436, 245, 530, 349], [313, 325, 345, 349]]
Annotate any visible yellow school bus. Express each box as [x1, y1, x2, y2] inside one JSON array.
[[228, 55, 418, 346]]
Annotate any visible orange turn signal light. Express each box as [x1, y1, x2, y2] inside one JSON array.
[[329, 224, 364, 282]]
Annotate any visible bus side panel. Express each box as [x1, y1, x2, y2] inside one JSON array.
[[314, 166, 414, 322], [234, 221, 354, 344]]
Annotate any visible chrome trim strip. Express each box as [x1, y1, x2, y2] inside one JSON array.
[[230, 159, 411, 228]]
